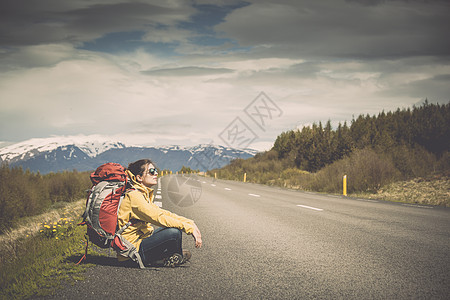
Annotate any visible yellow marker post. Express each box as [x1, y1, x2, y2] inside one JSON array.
[[214, 172, 217, 179], [343, 175, 347, 196], [244, 173, 247, 183]]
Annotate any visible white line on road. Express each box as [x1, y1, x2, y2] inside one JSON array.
[[155, 195, 162, 199], [224, 188, 232, 190], [248, 193, 260, 197], [296, 205, 323, 211], [211, 184, 216, 187]]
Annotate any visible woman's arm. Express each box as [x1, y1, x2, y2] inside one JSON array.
[[191, 223, 202, 248], [130, 191, 195, 234]]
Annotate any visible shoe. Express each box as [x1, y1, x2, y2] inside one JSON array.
[[162, 250, 192, 267], [182, 249, 192, 262], [163, 253, 183, 267]]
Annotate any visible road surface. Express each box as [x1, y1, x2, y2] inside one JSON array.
[[44, 175, 450, 299]]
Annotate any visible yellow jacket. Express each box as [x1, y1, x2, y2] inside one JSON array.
[[117, 170, 195, 260]]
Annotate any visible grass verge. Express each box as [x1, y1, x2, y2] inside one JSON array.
[[355, 175, 450, 206], [0, 201, 106, 299]]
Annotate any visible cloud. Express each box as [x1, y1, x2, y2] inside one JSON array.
[[141, 66, 233, 76], [0, 44, 77, 70], [0, 0, 195, 47], [142, 27, 195, 44], [216, 0, 450, 59]]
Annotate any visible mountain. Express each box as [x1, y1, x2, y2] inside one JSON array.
[[0, 136, 257, 173]]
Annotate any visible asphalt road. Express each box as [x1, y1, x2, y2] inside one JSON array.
[[44, 175, 450, 299]]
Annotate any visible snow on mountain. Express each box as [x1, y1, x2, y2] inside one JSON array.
[[0, 135, 126, 162], [159, 143, 258, 156], [0, 136, 258, 163]]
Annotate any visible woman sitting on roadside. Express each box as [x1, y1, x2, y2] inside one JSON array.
[[117, 159, 202, 267]]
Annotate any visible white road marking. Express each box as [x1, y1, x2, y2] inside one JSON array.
[[224, 188, 232, 190], [248, 193, 260, 197], [296, 205, 323, 211], [211, 184, 216, 187], [154, 201, 162, 207], [155, 195, 162, 199]]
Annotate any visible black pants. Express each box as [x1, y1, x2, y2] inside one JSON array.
[[138, 227, 182, 264]]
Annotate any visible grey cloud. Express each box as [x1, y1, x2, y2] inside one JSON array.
[[346, 0, 449, 6], [66, 2, 190, 36], [0, 44, 77, 70], [141, 66, 234, 76], [378, 74, 450, 103], [216, 0, 450, 59], [0, 0, 194, 47]]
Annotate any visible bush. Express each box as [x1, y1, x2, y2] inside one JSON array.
[[311, 148, 401, 193], [0, 165, 91, 234], [390, 145, 438, 179], [279, 168, 312, 189]]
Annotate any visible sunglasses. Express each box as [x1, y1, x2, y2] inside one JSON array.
[[145, 168, 158, 175]]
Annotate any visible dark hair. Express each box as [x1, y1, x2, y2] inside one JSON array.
[[127, 159, 154, 176]]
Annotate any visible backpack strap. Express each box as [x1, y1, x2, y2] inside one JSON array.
[[75, 234, 89, 266], [112, 234, 145, 269], [116, 221, 132, 235]]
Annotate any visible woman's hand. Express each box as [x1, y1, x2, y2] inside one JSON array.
[[192, 223, 202, 248]]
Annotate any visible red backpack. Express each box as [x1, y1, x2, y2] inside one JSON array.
[[77, 163, 145, 268]]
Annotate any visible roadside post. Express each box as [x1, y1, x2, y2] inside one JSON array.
[[343, 175, 347, 196]]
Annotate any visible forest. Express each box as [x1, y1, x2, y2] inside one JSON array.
[[209, 101, 449, 196]]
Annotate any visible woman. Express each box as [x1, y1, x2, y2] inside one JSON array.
[[117, 159, 202, 267]]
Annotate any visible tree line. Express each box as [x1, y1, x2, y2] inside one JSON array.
[[273, 100, 449, 173]]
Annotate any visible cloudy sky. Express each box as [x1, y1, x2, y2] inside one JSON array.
[[1, 0, 449, 151]]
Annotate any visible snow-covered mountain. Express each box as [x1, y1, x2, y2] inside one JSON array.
[[0, 136, 257, 173], [0, 135, 126, 162]]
